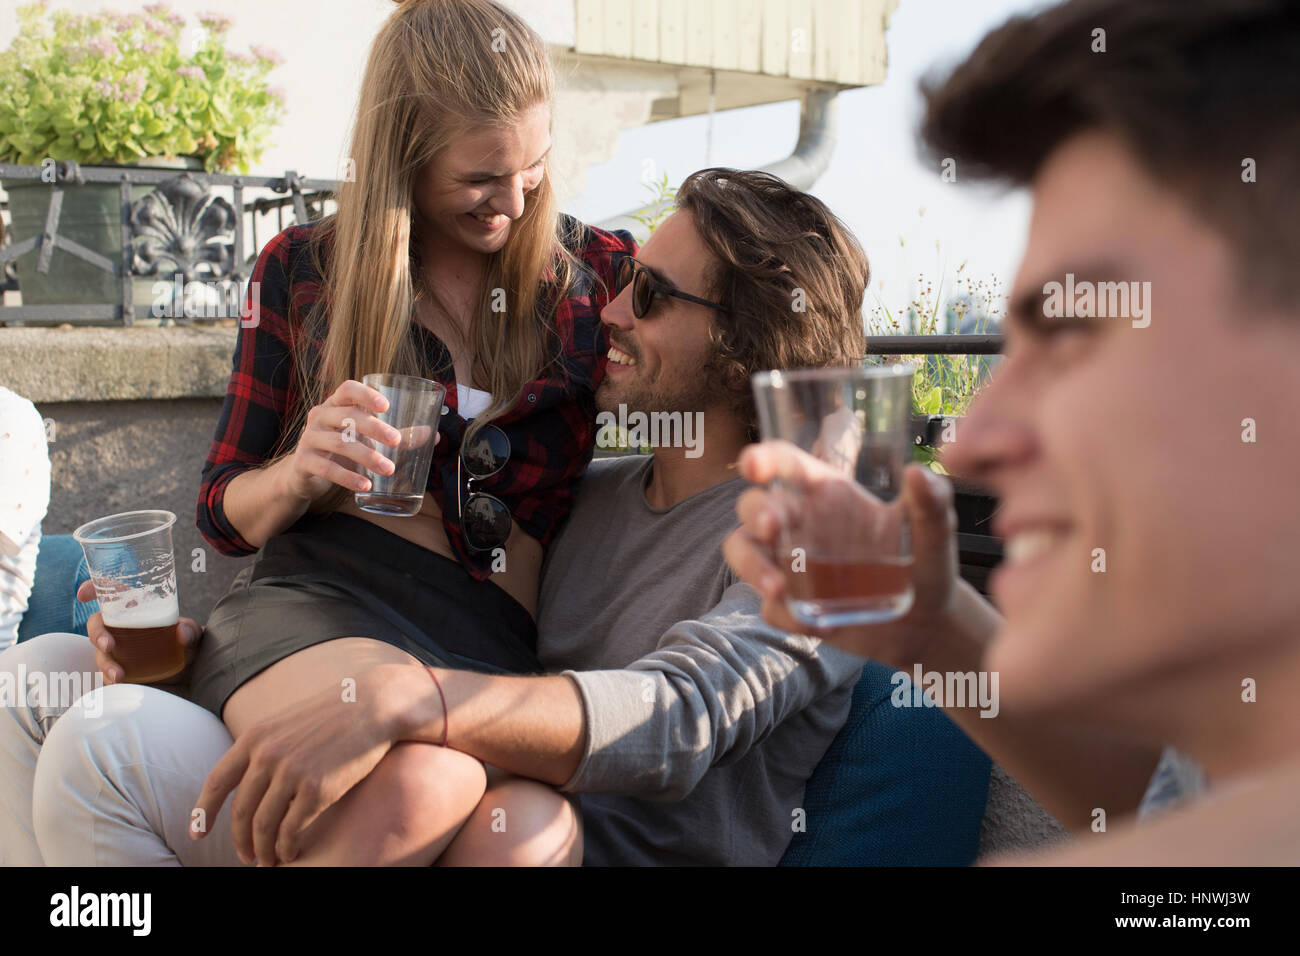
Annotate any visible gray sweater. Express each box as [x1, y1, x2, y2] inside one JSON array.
[[537, 454, 864, 865]]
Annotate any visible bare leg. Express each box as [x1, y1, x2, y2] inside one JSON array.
[[222, 637, 486, 866], [437, 775, 583, 866], [285, 740, 485, 866]]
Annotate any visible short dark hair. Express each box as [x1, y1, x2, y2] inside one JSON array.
[[920, 0, 1300, 308], [674, 168, 869, 441]]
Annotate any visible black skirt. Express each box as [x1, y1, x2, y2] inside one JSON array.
[[188, 512, 542, 719]]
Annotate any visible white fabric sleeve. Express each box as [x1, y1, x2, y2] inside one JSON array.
[[0, 387, 51, 555]]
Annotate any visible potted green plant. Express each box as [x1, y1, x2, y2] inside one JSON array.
[[0, 1, 285, 306], [869, 265, 1006, 594]]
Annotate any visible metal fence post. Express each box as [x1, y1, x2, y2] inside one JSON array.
[[120, 174, 133, 326]]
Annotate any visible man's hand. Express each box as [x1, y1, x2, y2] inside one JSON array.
[[78, 579, 200, 685], [190, 662, 439, 866], [722, 440, 964, 667]]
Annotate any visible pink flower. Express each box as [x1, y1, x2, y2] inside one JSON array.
[[249, 44, 284, 66], [119, 72, 147, 104], [197, 12, 234, 33], [142, 3, 182, 28], [90, 34, 117, 58], [140, 40, 162, 55], [176, 65, 205, 80], [226, 50, 253, 65], [267, 85, 287, 103]]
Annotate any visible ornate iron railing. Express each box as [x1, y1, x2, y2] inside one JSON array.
[[0, 161, 1011, 362], [0, 161, 341, 325]]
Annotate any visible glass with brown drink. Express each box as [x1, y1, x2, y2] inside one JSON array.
[[73, 509, 185, 683], [751, 364, 916, 628]]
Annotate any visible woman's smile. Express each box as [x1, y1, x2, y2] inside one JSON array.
[[467, 210, 510, 231]]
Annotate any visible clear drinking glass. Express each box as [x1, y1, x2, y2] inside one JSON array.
[[751, 364, 916, 627], [72, 509, 184, 683], [353, 373, 446, 517]]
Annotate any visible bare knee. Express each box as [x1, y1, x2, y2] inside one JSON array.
[[438, 778, 582, 867], [383, 741, 488, 826], [303, 742, 487, 866]]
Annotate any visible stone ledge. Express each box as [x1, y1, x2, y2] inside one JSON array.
[[0, 325, 238, 403]]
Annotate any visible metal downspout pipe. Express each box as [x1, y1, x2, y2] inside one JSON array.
[[593, 85, 840, 234]]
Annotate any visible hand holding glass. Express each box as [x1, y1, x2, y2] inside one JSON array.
[[73, 509, 185, 683], [353, 373, 445, 517], [751, 364, 916, 627]]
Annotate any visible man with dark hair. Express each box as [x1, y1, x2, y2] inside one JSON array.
[[8, 169, 989, 867], [727, 0, 1300, 863]]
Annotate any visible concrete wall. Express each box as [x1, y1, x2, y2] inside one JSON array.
[[34, 396, 251, 625], [3, 324, 248, 623]]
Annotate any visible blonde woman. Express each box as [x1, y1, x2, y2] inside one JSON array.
[[181, 0, 641, 865]]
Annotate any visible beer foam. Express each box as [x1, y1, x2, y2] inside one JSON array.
[[101, 587, 179, 629]]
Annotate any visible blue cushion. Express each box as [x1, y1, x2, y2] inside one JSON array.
[[779, 660, 991, 866], [16, 534, 98, 642]]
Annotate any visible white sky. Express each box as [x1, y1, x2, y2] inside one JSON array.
[[564, 0, 1055, 324]]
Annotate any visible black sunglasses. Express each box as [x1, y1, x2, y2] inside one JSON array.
[[457, 424, 512, 552], [615, 255, 729, 319]]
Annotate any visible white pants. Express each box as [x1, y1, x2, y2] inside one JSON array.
[[0, 632, 246, 866]]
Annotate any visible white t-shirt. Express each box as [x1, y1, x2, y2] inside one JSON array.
[[0, 387, 51, 650], [456, 383, 493, 421]]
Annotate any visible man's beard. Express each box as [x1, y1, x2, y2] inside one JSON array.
[[597, 353, 732, 420]]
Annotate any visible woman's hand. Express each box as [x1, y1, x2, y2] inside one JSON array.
[[722, 440, 963, 666], [190, 662, 440, 866], [79, 579, 201, 685], [281, 380, 406, 504]]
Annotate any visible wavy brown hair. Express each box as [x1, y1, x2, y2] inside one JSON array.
[[674, 168, 869, 441], [272, 0, 583, 512]]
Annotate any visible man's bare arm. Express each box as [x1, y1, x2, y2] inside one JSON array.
[[392, 668, 587, 787]]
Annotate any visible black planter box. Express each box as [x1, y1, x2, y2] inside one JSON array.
[[915, 416, 1002, 597], [951, 477, 1001, 597]]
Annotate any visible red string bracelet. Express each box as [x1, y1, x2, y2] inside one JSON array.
[[424, 665, 448, 748]]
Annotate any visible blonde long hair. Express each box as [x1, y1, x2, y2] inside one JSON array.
[[276, 0, 581, 512]]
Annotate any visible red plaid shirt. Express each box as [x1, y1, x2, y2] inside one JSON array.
[[197, 215, 637, 581]]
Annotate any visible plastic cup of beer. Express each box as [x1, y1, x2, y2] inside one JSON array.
[[751, 363, 916, 628], [354, 373, 446, 517], [72, 509, 185, 683]]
